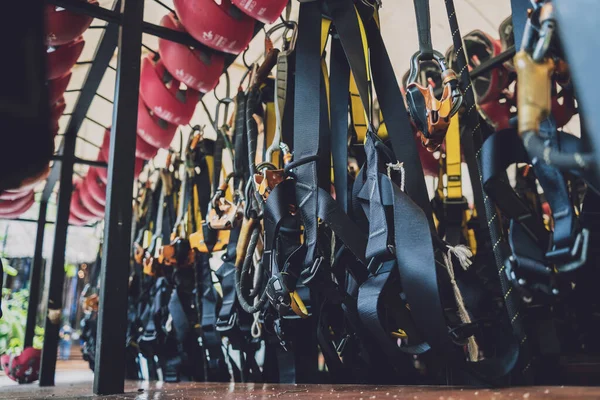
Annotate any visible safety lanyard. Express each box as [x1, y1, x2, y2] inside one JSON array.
[[444, 0, 534, 382]]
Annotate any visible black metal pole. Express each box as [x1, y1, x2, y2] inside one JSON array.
[[38, 6, 119, 388], [93, 0, 144, 394], [39, 122, 77, 388], [24, 201, 47, 348]]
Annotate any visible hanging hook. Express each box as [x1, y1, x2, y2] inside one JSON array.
[[242, 46, 252, 70]]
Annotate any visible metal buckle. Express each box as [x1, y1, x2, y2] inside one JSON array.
[[405, 50, 462, 151]]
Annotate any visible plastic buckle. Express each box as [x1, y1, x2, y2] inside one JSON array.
[[546, 228, 589, 274], [300, 256, 324, 286], [505, 254, 556, 300], [443, 197, 468, 225], [216, 313, 237, 332], [301, 256, 344, 304], [266, 273, 292, 316]]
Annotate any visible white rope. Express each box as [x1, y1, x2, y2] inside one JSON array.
[[386, 161, 405, 192], [443, 245, 479, 362]]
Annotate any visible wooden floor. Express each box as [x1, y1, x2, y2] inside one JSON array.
[[1, 361, 600, 399]]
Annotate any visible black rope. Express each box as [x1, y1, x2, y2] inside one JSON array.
[[444, 0, 534, 382], [152, 0, 175, 14]]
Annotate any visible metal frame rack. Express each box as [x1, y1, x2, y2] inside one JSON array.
[[14, 0, 541, 395], [17, 0, 259, 395]]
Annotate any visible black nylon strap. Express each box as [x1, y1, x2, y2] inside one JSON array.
[[555, 0, 600, 180], [532, 121, 576, 250], [325, 0, 434, 226], [364, 18, 434, 226], [330, 37, 350, 212], [234, 91, 249, 186], [443, 0, 533, 382], [215, 262, 237, 328], [294, 1, 324, 269], [510, 0, 530, 49], [355, 134, 390, 259], [212, 133, 225, 194], [413, 0, 433, 58], [481, 128, 549, 247], [196, 254, 230, 382], [324, 0, 371, 119], [168, 290, 190, 344]]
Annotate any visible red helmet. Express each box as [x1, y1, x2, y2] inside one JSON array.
[[51, 97, 66, 121], [100, 129, 110, 162], [231, 0, 288, 24], [0, 202, 35, 219], [102, 127, 158, 161], [47, 38, 85, 80], [140, 56, 200, 125], [159, 13, 225, 93], [446, 30, 509, 106], [137, 97, 177, 150], [12, 164, 51, 193], [97, 136, 145, 181], [136, 133, 159, 160], [50, 99, 66, 133], [79, 182, 105, 217], [69, 213, 88, 226], [96, 151, 108, 184], [1, 347, 42, 384], [84, 168, 107, 205], [45, 1, 97, 46], [0, 190, 35, 214], [48, 73, 71, 105], [173, 0, 255, 54], [0, 193, 35, 218], [0, 188, 32, 201], [71, 187, 98, 222], [480, 101, 512, 131]]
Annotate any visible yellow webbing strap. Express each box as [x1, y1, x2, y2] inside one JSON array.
[[321, 19, 332, 55], [350, 76, 368, 142], [348, 7, 375, 143], [205, 154, 214, 190], [265, 101, 279, 168], [193, 184, 203, 229], [445, 115, 462, 199]]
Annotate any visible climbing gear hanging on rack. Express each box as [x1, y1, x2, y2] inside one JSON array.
[[514, 0, 594, 171], [405, 0, 462, 151]]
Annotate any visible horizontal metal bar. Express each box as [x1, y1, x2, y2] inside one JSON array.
[[0, 218, 55, 224], [470, 46, 516, 80], [48, 0, 221, 58], [0, 217, 95, 227], [142, 43, 157, 54], [85, 116, 109, 130], [77, 136, 101, 149], [51, 155, 108, 167], [153, 0, 174, 14], [96, 93, 114, 104], [75, 158, 108, 168]]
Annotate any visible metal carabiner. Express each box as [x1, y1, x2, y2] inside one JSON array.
[[265, 21, 298, 56], [265, 22, 297, 164], [406, 50, 462, 151]]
